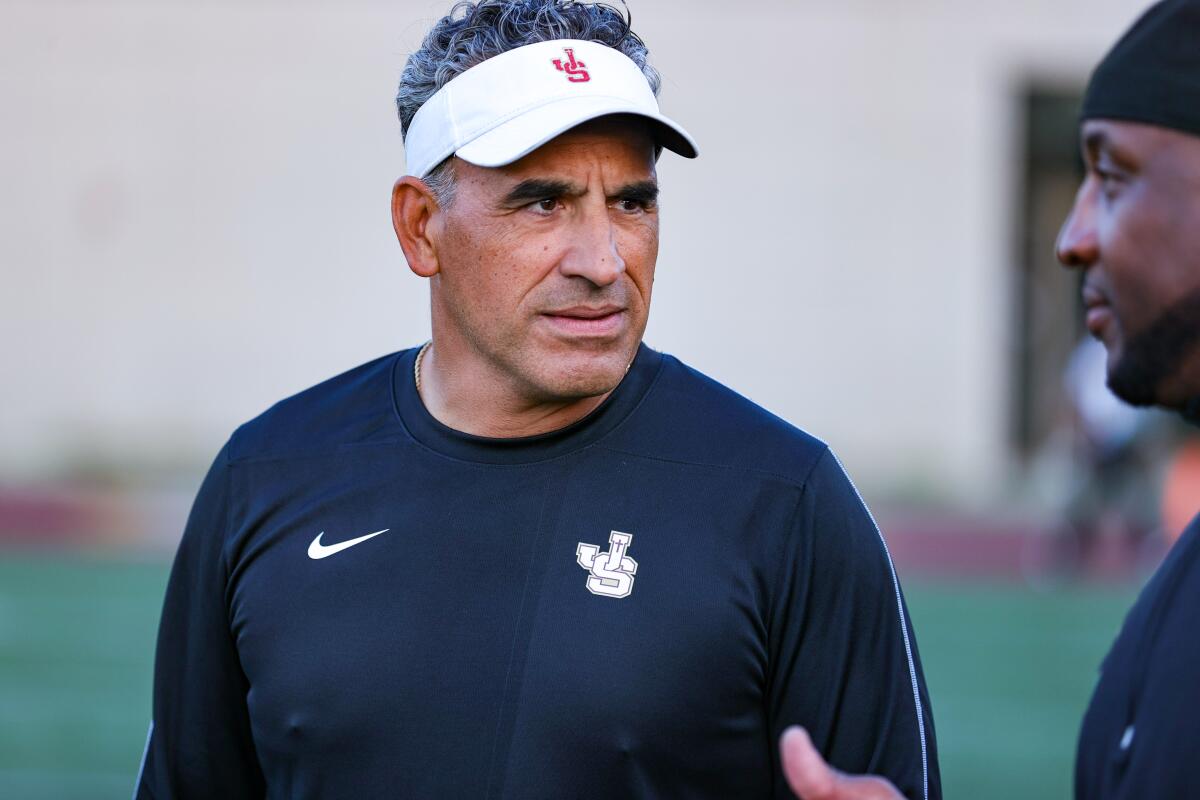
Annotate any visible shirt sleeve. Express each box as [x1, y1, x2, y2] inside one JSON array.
[[134, 442, 266, 799], [765, 447, 940, 800]]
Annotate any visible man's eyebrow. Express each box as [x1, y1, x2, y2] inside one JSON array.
[[501, 178, 580, 205], [611, 180, 659, 204]]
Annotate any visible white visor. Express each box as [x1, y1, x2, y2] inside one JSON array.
[[403, 38, 698, 179]]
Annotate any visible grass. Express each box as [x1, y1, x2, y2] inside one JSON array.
[[0, 554, 1136, 799], [905, 581, 1136, 800], [0, 554, 168, 800]]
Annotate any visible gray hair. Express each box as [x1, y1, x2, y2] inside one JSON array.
[[397, 0, 661, 208]]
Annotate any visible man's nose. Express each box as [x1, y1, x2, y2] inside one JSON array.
[[559, 208, 625, 286], [1056, 187, 1100, 269]]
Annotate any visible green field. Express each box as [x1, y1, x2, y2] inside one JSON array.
[[0, 555, 1136, 799]]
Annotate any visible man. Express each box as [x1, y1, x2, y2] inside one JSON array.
[[1057, 1, 1200, 796], [782, 1, 1200, 798], [135, 2, 938, 798]]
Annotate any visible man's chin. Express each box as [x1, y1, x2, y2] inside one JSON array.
[[1107, 365, 1158, 407], [1105, 288, 1200, 409], [527, 343, 636, 401], [1099, 342, 1148, 406], [1105, 333, 1169, 406]]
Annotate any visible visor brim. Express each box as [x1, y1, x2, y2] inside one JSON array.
[[454, 96, 698, 169]]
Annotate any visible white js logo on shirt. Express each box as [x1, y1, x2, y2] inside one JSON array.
[[576, 531, 638, 599]]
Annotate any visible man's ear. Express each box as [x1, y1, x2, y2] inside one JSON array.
[[392, 176, 441, 278]]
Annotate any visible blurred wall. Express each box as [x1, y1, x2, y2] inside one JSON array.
[[0, 0, 1152, 502]]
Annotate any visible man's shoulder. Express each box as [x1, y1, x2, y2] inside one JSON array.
[[226, 350, 406, 463], [612, 350, 830, 487]]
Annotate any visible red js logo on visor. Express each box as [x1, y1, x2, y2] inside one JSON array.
[[551, 48, 590, 82]]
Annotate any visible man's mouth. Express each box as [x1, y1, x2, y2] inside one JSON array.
[[1082, 285, 1113, 337], [540, 305, 627, 336]]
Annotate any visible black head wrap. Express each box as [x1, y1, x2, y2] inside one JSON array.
[[1082, 0, 1200, 136]]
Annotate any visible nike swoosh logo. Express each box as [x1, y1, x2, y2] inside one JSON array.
[[307, 529, 390, 560]]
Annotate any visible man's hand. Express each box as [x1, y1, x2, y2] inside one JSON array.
[[779, 727, 906, 800]]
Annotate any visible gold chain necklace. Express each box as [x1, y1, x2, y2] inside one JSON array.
[[414, 340, 432, 393]]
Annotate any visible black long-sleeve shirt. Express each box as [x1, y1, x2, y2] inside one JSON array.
[[136, 344, 939, 799]]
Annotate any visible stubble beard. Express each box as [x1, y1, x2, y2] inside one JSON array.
[[1107, 287, 1200, 407], [517, 336, 640, 402]]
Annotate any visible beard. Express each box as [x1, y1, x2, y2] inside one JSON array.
[[1108, 287, 1200, 407]]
